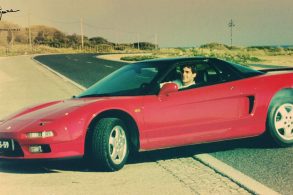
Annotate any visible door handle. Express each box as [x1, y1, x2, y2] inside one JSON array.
[[230, 86, 235, 90]]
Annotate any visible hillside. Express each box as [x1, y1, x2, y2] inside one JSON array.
[[0, 21, 157, 55]]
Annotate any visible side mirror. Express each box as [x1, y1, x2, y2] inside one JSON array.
[[159, 83, 178, 96]]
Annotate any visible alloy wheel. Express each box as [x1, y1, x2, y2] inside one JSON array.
[[108, 125, 127, 164], [274, 103, 293, 141]]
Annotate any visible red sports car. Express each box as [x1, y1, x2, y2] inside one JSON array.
[[0, 57, 292, 171]]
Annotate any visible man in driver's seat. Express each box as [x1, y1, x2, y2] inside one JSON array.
[[161, 64, 197, 89]]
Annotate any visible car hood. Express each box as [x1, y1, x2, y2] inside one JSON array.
[[0, 98, 104, 132]]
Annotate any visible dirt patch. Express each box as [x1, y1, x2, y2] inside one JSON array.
[[260, 55, 293, 66]]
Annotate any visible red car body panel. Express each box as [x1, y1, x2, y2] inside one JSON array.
[[140, 72, 292, 150], [0, 97, 145, 159], [0, 61, 292, 159]]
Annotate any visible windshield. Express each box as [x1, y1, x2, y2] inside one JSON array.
[[78, 62, 167, 97]]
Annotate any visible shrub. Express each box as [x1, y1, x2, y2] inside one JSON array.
[[120, 55, 158, 61], [199, 42, 230, 50]]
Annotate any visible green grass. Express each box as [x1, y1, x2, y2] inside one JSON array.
[[0, 44, 98, 56], [119, 48, 263, 65]]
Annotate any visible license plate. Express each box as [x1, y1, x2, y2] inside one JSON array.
[[0, 139, 14, 152]]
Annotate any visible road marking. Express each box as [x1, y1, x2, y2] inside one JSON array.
[[104, 65, 113, 68], [194, 154, 280, 195]]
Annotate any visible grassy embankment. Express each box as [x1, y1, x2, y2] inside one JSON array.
[[0, 44, 93, 56], [0, 44, 144, 56], [120, 44, 293, 66]]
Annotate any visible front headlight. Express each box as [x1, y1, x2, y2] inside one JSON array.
[[26, 131, 54, 139]]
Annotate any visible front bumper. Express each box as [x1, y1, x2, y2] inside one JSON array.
[[0, 137, 84, 159]]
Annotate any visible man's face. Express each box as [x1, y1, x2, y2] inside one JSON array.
[[181, 67, 196, 85]]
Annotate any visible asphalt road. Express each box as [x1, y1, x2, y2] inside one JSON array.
[[35, 53, 293, 195], [35, 54, 128, 88]]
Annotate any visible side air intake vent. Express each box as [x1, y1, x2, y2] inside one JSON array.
[[248, 96, 255, 114]]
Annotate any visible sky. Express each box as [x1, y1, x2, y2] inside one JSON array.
[[1, 0, 293, 47]]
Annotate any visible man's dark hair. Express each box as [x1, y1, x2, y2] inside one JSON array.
[[180, 64, 196, 74]]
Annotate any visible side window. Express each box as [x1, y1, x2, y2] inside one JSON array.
[[196, 62, 238, 84], [161, 61, 209, 90], [212, 62, 240, 82], [161, 67, 181, 83], [160, 59, 238, 91], [205, 66, 222, 84], [194, 63, 222, 84]]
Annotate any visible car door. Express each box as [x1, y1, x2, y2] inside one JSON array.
[[141, 61, 250, 150]]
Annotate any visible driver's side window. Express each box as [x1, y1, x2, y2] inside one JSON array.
[[160, 62, 198, 90], [160, 60, 228, 91]]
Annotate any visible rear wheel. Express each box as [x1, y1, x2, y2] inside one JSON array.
[[267, 98, 293, 147], [91, 118, 129, 171]]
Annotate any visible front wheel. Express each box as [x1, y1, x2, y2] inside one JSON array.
[[267, 98, 293, 147], [91, 118, 129, 171]]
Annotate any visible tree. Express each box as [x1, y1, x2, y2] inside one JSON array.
[[89, 37, 113, 45], [66, 34, 80, 48], [133, 42, 156, 50]]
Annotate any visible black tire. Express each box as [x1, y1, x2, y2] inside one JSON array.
[[91, 118, 129, 171], [267, 98, 293, 147]]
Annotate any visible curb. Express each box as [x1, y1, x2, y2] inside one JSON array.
[[194, 154, 280, 195], [96, 54, 134, 63]]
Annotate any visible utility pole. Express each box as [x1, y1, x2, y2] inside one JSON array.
[[10, 26, 15, 46], [7, 23, 14, 46], [137, 33, 140, 50], [154, 33, 158, 50], [28, 12, 32, 49], [80, 17, 84, 50], [228, 19, 235, 48], [115, 31, 119, 50]]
